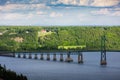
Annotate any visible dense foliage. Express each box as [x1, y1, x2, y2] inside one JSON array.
[[0, 64, 27, 80], [0, 26, 120, 51]]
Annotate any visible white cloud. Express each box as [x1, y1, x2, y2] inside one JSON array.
[[0, 3, 50, 12], [112, 11, 120, 16], [3, 13, 25, 20], [79, 0, 89, 6], [36, 11, 46, 15], [6, 1, 11, 4], [50, 12, 63, 17], [27, 13, 34, 19], [56, 0, 79, 5], [91, 0, 120, 7], [0, 13, 36, 20], [29, 0, 39, 3], [114, 8, 120, 11], [91, 8, 110, 15], [91, 8, 120, 16], [78, 13, 86, 17], [52, 0, 120, 7]]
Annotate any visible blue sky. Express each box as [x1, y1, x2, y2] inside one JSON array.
[[0, 0, 120, 26]]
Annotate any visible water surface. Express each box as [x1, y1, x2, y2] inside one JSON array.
[[0, 52, 120, 80]]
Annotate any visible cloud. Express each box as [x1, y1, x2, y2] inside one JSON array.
[[91, 0, 120, 7], [111, 11, 120, 16], [36, 11, 46, 15], [91, 8, 120, 16], [53, 0, 79, 5], [52, 0, 120, 7], [0, 11, 47, 21], [50, 12, 63, 17], [57, 0, 78, 5], [91, 8, 110, 15], [2, 13, 25, 20], [114, 8, 120, 11], [79, 0, 89, 6], [27, 13, 34, 19], [29, 0, 40, 3], [0, 3, 50, 12], [0, 13, 34, 20]]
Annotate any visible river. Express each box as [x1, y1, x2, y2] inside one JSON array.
[[0, 52, 120, 80]]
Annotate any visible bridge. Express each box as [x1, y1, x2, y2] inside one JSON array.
[[1, 50, 120, 65], [0, 32, 119, 65], [13, 31, 107, 65], [13, 49, 120, 65], [15, 51, 83, 63]]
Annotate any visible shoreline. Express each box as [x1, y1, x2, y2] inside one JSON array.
[[0, 53, 14, 57]]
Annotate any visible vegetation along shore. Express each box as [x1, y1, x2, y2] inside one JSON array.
[[0, 64, 27, 80]]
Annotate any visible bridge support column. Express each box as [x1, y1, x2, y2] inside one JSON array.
[[13, 53, 15, 57], [34, 54, 38, 59], [18, 54, 21, 58], [65, 52, 73, 62], [53, 54, 57, 61], [23, 54, 26, 58], [101, 51, 107, 65], [78, 52, 83, 63], [47, 54, 50, 61], [100, 34, 107, 65], [28, 53, 32, 59], [40, 54, 44, 60], [60, 54, 63, 61]]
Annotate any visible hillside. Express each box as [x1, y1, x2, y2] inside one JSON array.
[[0, 26, 120, 52]]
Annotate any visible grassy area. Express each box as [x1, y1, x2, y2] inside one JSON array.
[[58, 45, 86, 50], [38, 30, 53, 37]]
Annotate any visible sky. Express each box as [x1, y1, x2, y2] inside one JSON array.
[[0, 0, 120, 26]]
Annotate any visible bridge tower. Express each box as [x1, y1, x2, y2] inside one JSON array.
[[78, 51, 83, 63], [100, 34, 107, 65]]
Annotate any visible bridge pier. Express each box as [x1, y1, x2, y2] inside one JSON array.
[[101, 51, 107, 65], [18, 54, 21, 58], [23, 54, 26, 58], [13, 53, 15, 57], [34, 54, 38, 59], [53, 54, 57, 61], [65, 52, 73, 62], [28, 53, 32, 59], [47, 54, 50, 60], [60, 54, 64, 61], [40, 54, 44, 60], [78, 52, 83, 63]]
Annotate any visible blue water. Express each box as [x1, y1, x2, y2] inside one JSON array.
[[0, 52, 120, 80]]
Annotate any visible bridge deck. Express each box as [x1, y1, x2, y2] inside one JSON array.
[[14, 50, 120, 55], [0, 50, 120, 55]]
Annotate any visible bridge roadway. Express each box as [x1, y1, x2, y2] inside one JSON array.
[[14, 50, 120, 65], [15, 50, 120, 54], [1, 50, 120, 65], [1, 50, 120, 54]]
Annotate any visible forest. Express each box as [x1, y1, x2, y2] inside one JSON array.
[[0, 26, 120, 52]]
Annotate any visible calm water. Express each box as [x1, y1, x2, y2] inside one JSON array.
[[0, 52, 120, 80]]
